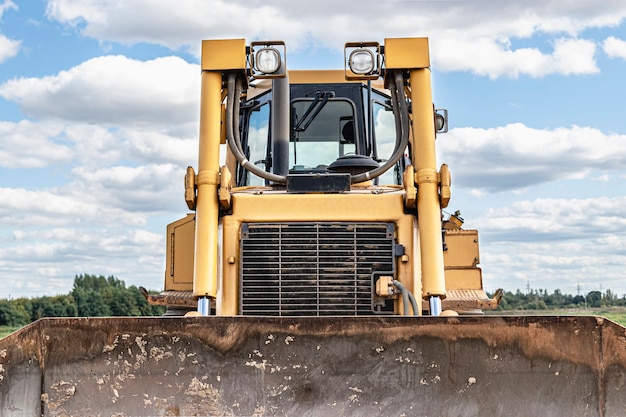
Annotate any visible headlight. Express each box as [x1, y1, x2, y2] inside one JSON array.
[[349, 49, 375, 75], [255, 47, 281, 74], [249, 41, 286, 79], [344, 42, 381, 80]]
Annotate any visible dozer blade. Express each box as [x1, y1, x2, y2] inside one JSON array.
[[1, 316, 625, 417]]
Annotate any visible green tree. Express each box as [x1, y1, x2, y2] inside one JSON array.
[[70, 274, 164, 317], [29, 295, 77, 320], [0, 299, 31, 326], [1, 274, 164, 327], [587, 291, 602, 308]]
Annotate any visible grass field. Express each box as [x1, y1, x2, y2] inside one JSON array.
[[488, 306, 626, 326], [602, 311, 626, 325], [0, 326, 20, 339], [1, 308, 625, 339]]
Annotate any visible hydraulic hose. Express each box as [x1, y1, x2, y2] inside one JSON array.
[[351, 71, 410, 184], [393, 280, 419, 316], [225, 73, 287, 184]]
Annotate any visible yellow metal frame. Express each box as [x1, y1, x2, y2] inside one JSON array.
[[443, 229, 483, 290], [160, 37, 489, 315], [384, 37, 430, 69], [217, 191, 419, 315], [164, 214, 195, 291], [201, 39, 247, 71]]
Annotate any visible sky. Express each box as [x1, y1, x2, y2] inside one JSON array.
[[1, 0, 626, 299]]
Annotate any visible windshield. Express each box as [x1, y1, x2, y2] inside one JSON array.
[[291, 98, 357, 171]]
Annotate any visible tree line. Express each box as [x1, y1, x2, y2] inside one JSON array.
[[0, 274, 165, 327], [494, 288, 626, 311], [2, 275, 624, 326]]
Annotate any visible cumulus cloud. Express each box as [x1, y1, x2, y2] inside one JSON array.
[[43, 0, 625, 78], [483, 238, 626, 295], [0, 57, 196, 295], [434, 36, 598, 79], [44, 0, 305, 52], [603, 36, 626, 59], [0, 120, 73, 168], [1, 227, 164, 295], [0, 166, 179, 295], [0, 119, 196, 169], [0, 187, 145, 227], [0, 1, 19, 62], [440, 123, 626, 191], [473, 196, 626, 294], [6, 227, 162, 263], [70, 163, 187, 212], [478, 196, 626, 241], [122, 128, 196, 166], [0, 34, 20, 63], [0, 161, 188, 231], [0, 55, 200, 127]]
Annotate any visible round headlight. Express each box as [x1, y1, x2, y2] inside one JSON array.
[[349, 49, 375, 75], [255, 48, 281, 74]]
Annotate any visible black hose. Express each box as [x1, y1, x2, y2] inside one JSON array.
[[225, 73, 286, 184], [232, 75, 245, 156], [351, 71, 409, 184]]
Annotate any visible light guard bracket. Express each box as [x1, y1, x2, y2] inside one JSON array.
[[344, 41, 382, 80]]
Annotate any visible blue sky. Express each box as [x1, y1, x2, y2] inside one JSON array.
[[1, 0, 626, 299]]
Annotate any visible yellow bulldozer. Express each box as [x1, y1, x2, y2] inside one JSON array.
[[1, 38, 625, 417]]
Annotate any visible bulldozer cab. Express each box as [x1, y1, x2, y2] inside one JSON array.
[[238, 81, 401, 187]]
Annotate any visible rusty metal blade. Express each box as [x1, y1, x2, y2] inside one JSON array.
[[1, 316, 625, 416]]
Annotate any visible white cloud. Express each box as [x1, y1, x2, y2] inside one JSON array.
[[479, 197, 626, 241], [0, 120, 73, 168], [0, 187, 144, 227], [0, 1, 19, 62], [43, 0, 626, 78], [474, 196, 626, 295], [122, 128, 196, 166], [70, 163, 186, 212], [483, 239, 626, 295], [0, 0, 16, 15], [44, 0, 306, 52], [0, 162, 188, 231], [59, 123, 197, 168], [440, 123, 626, 191], [1, 227, 164, 296], [0, 34, 20, 63], [0, 119, 196, 169], [434, 36, 598, 79], [603, 36, 626, 59], [0, 55, 200, 127], [6, 227, 162, 262]]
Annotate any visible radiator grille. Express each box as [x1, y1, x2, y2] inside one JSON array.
[[240, 222, 395, 316]]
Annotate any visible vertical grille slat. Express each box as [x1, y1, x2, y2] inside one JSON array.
[[240, 222, 394, 316]]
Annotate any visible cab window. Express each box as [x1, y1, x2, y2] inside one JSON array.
[[290, 99, 357, 171]]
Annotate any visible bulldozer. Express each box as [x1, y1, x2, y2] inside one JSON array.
[[1, 37, 625, 417]]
